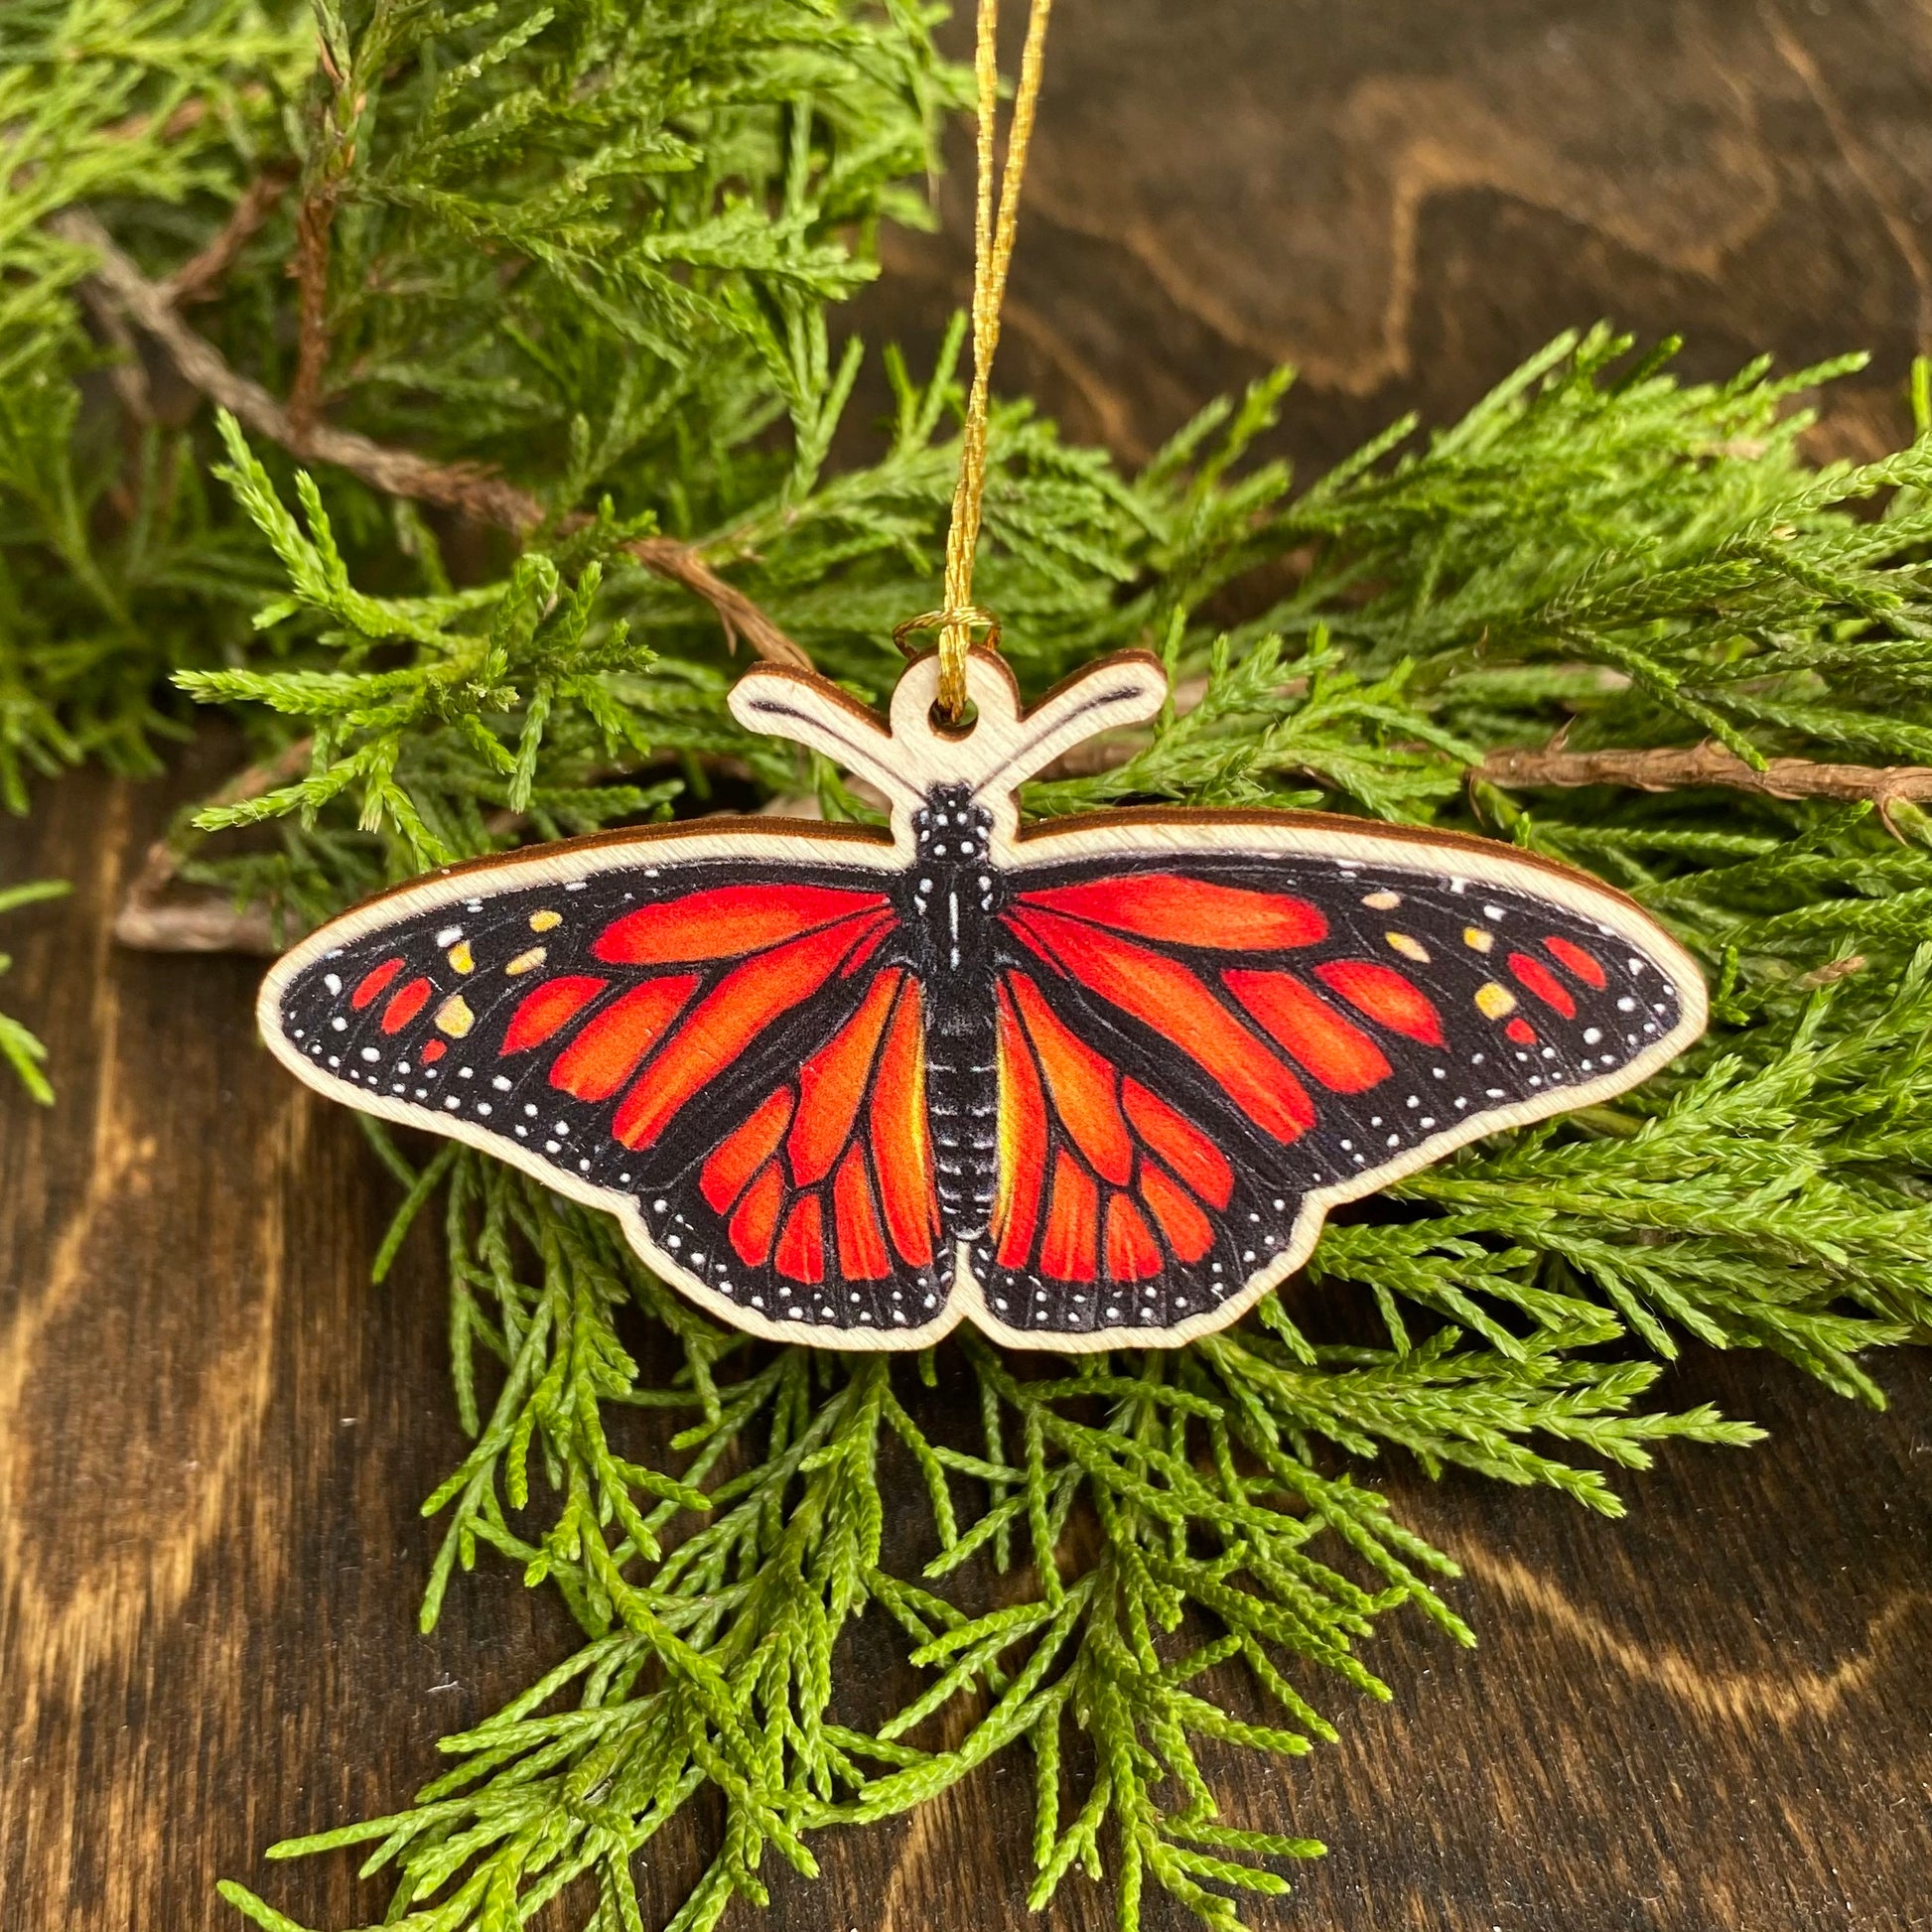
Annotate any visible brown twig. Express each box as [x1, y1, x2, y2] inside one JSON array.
[[50, 207, 545, 527], [49, 206, 809, 666], [286, 175, 339, 433], [113, 737, 315, 954], [1476, 740, 1932, 831], [623, 535, 809, 668], [167, 163, 298, 304]]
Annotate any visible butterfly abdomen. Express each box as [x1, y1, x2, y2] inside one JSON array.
[[907, 787, 1002, 1237]]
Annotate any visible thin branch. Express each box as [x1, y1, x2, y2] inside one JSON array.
[[113, 736, 314, 955], [623, 536, 810, 668], [50, 207, 545, 528], [48, 207, 810, 667], [286, 176, 339, 432], [167, 163, 297, 304], [1477, 740, 1932, 829]]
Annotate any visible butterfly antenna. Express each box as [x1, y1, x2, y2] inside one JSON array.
[[967, 653, 1168, 804], [729, 670, 925, 809]]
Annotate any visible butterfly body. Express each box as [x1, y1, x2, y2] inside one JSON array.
[[906, 783, 1004, 1236], [260, 650, 1707, 1351]]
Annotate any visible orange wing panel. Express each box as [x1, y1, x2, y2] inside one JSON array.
[[787, 969, 901, 1185], [870, 980, 937, 1267], [1138, 1162, 1214, 1263], [1103, 1194, 1162, 1282], [832, 1146, 892, 1281], [503, 975, 609, 1053], [993, 985, 1049, 1269], [1312, 960, 1446, 1047], [1007, 973, 1133, 1185], [593, 883, 891, 965], [1038, 1150, 1099, 1283], [1120, 1078, 1234, 1210], [702, 1088, 794, 1214], [1007, 906, 1313, 1144], [1222, 969, 1392, 1094], [551, 975, 698, 1099], [612, 912, 889, 1149], [1017, 875, 1326, 950]]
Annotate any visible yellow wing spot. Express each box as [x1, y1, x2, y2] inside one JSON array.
[[505, 946, 547, 976], [446, 939, 475, 974], [435, 995, 475, 1037], [1385, 931, 1431, 964], [1362, 890, 1403, 909], [1474, 982, 1517, 1019], [529, 908, 562, 932], [1462, 926, 1494, 955]]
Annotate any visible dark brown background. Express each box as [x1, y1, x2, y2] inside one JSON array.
[[5, 3, 1932, 1928]]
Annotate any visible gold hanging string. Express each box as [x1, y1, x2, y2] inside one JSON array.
[[898, 0, 1055, 721]]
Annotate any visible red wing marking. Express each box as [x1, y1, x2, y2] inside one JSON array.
[[1139, 1162, 1214, 1263], [1005, 906, 1313, 1143], [775, 1194, 827, 1284], [1543, 935, 1608, 990], [420, 1038, 448, 1065], [1222, 969, 1392, 1093], [728, 1162, 783, 1266], [833, 1146, 892, 1281], [1312, 960, 1446, 1047], [1038, 1149, 1099, 1283], [1017, 875, 1326, 950], [352, 958, 404, 1010], [503, 975, 609, 1053], [551, 975, 699, 1100], [1507, 951, 1578, 1019], [1104, 1194, 1162, 1282], [593, 884, 891, 965], [994, 985, 1048, 1268], [1505, 1017, 1539, 1046], [612, 912, 891, 1149], [787, 970, 901, 1185], [702, 1089, 794, 1214], [870, 979, 936, 1267], [1006, 973, 1133, 1186], [1120, 1078, 1234, 1210], [380, 976, 433, 1035]]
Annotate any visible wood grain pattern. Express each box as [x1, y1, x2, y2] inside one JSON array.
[[6, 2, 1932, 1925]]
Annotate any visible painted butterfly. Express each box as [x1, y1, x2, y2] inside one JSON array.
[[259, 648, 1706, 1351]]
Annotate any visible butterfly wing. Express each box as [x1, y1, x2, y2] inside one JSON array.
[[968, 814, 1706, 1346], [258, 826, 952, 1345]]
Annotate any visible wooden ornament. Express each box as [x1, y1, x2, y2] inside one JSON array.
[[259, 649, 1707, 1352]]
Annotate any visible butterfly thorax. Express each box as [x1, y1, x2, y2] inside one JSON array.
[[901, 783, 1003, 1237]]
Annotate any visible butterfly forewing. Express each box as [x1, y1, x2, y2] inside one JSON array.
[[266, 846, 956, 1341], [968, 841, 1696, 1343]]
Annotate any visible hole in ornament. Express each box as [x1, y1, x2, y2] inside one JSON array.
[[928, 697, 980, 739]]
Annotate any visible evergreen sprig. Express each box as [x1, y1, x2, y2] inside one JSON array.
[[7, 4, 1932, 1931], [0, 877, 69, 1101]]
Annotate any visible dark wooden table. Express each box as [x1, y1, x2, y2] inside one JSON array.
[[6, 3, 1932, 1927]]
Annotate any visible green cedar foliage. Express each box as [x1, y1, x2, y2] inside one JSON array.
[[0, 878, 69, 1100], [4, 5, 1930, 1931]]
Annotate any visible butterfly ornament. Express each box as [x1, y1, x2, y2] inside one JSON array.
[[260, 648, 1706, 1351]]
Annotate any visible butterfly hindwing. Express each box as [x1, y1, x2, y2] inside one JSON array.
[[972, 837, 1697, 1343], [262, 840, 954, 1342]]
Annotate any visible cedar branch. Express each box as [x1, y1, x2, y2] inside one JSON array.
[[1477, 740, 1932, 829], [47, 207, 810, 666]]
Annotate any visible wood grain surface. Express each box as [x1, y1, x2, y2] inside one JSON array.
[[5, 2, 1932, 1927]]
